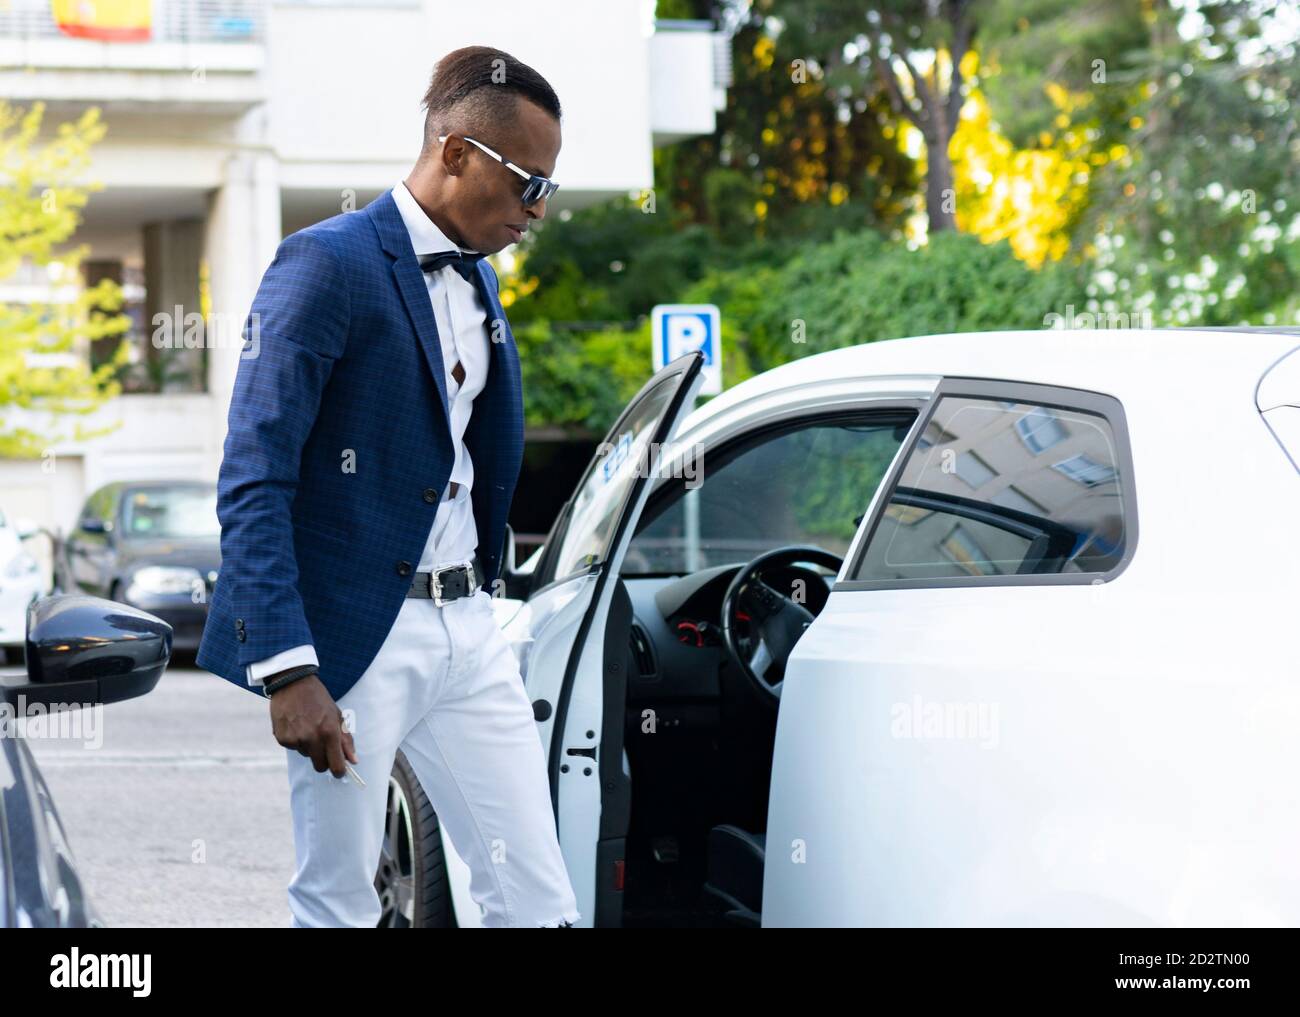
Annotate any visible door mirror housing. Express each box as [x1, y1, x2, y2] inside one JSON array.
[[496, 524, 533, 601], [1, 594, 171, 710]]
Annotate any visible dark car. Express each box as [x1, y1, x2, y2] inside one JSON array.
[[65, 481, 220, 654], [1, 592, 171, 927]]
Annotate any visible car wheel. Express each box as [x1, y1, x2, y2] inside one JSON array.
[[374, 749, 456, 927]]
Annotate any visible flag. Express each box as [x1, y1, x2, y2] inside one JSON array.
[[51, 0, 152, 42]]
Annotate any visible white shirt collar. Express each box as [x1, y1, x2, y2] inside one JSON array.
[[390, 179, 480, 257]]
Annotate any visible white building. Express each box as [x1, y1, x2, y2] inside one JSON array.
[[0, 0, 730, 543]]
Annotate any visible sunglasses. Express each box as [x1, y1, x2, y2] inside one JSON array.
[[438, 133, 559, 208]]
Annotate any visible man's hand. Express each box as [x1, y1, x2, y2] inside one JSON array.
[[267, 673, 358, 778]]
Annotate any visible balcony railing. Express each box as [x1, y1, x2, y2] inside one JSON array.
[[0, 0, 265, 44]]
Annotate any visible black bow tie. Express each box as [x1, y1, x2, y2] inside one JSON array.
[[418, 249, 486, 282]]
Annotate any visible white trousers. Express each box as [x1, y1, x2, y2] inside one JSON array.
[[283, 584, 582, 927]]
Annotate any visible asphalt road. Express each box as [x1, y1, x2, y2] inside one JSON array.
[[20, 656, 296, 928]]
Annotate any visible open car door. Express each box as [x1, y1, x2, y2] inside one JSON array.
[[504, 349, 704, 927]]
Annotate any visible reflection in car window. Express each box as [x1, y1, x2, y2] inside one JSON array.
[[547, 378, 678, 581], [89, 486, 115, 524], [852, 397, 1127, 581], [122, 486, 220, 539], [624, 419, 911, 575]]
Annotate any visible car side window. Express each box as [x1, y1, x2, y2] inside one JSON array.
[[79, 487, 114, 530], [624, 414, 915, 575], [850, 389, 1132, 584]]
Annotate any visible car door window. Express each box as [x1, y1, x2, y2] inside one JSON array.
[[76, 486, 114, 537], [849, 388, 1134, 585], [535, 354, 704, 588], [623, 414, 915, 575]]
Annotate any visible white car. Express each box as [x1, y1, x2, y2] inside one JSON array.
[[0, 509, 44, 665], [378, 327, 1300, 928]]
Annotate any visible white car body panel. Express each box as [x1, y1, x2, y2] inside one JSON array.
[[762, 328, 1300, 926], [443, 327, 1300, 927]]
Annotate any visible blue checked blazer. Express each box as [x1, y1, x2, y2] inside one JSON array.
[[195, 189, 524, 702]]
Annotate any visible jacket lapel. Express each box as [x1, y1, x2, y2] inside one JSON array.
[[366, 189, 522, 462], [472, 258, 522, 422], [367, 190, 453, 443]]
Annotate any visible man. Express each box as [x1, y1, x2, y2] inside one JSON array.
[[196, 46, 581, 928]]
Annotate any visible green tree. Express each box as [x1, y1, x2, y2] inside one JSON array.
[[772, 0, 978, 234], [977, 0, 1300, 324]]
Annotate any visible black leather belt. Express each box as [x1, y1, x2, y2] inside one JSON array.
[[406, 554, 486, 605]]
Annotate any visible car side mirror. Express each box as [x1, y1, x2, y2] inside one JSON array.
[[1, 594, 171, 710], [79, 518, 106, 534], [497, 524, 533, 601]]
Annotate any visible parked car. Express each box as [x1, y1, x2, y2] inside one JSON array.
[[0, 593, 172, 927], [66, 481, 221, 654], [375, 326, 1300, 928], [0, 509, 45, 666]]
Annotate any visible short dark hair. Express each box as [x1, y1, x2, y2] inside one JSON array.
[[419, 46, 561, 155]]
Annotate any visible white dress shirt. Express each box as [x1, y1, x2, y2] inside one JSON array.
[[245, 179, 491, 687]]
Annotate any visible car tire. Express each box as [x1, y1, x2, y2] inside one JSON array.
[[374, 749, 457, 927]]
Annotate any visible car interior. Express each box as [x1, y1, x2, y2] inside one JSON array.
[[581, 410, 918, 927]]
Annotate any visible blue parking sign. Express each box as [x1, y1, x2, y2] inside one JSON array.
[[651, 304, 721, 395]]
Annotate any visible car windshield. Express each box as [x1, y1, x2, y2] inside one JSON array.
[[122, 486, 220, 539]]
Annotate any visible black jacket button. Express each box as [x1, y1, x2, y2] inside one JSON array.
[[237, 630, 246, 642], [423, 488, 438, 503], [396, 560, 412, 576]]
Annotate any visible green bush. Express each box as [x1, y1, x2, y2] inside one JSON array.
[[513, 229, 1082, 435], [676, 230, 1078, 383], [513, 319, 652, 435]]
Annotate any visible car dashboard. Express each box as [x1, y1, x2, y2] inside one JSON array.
[[621, 563, 834, 705]]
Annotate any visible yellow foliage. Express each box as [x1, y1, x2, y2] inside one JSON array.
[[949, 89, 1102, 268]]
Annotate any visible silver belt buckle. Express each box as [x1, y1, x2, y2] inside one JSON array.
[[431, 558, 477, 606]]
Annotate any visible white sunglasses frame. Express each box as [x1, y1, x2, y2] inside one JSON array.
[[437, 133, 559, 207]]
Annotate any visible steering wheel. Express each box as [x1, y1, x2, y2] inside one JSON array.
[[719, 545, 844, 706]]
